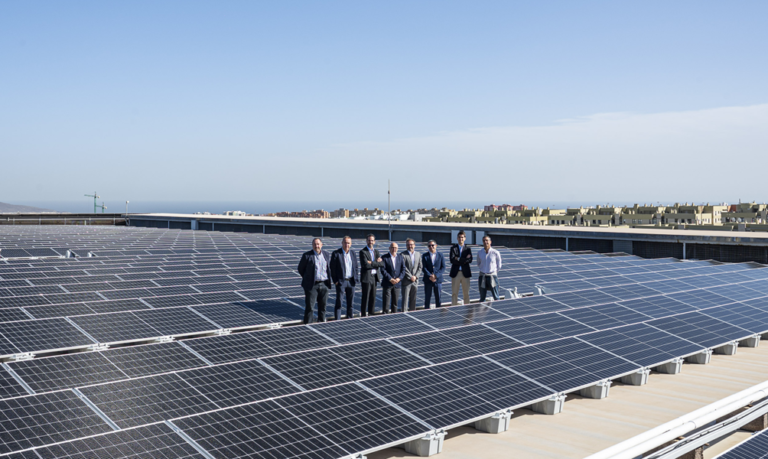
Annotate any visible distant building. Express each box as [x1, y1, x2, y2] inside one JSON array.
[[484, 204, 527, 211], [224, 210, 246, 217]]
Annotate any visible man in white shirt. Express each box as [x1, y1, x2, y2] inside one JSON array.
[[476, 235, 502, 302]]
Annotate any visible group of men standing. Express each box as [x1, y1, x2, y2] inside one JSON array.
[[297, 231, 503, 324]]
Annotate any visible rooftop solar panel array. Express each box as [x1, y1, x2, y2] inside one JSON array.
[[0, 226, 766, 457]]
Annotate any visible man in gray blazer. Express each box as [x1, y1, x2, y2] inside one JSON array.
[[401, 238, 423, 312]]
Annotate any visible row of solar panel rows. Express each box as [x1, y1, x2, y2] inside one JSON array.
[[0, 256, 742, 308], [0, 268, 764, 359], [0, 295, 765, 458], [0, 270, 753, 356], [0, 298, 308, 357], [3, 283, 767, 404]]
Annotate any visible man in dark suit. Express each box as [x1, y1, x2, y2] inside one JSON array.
[[297, 238, 332, 324], [380, 242, 404, 314], [359, 233, 384, 317], [422, 240, 445, 308], [330, 236, 359, 321], [450, 230, 473, 305]]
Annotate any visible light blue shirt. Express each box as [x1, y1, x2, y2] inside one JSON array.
[[343, 249, 352, 279], [367, 246, 377, 275], [314, 251, 328, 281]]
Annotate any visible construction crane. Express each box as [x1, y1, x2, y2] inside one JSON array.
[[97, 202, 107, 213], [84, 192, 100, 213]]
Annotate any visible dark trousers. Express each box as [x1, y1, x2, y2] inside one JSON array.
[[382, 285, 399, 314], [478, 274, 500, 302], [334, 280, 356, 320], [424, 281, 442, 308], [303, 282, 328, 324], [361, 281, 377, 317]]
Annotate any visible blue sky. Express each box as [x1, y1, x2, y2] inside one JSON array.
[[2, 1, 767, 210]]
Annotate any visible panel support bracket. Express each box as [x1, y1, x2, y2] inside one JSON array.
[[655, 358, 683, 375], [714, 341, 738, 355], [400, 430, 445, 456], [474, 410, 512, 433], [685, 349, 712, 364], [739, 334, 760, 348], [620, 368, 650, 386], [531, 393, 566, 415], [579, 379, 611, 399]]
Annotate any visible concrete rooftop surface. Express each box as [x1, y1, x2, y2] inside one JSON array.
[[368, 344, 768, 459]]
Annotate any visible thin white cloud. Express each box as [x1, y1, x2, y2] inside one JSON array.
[[324, 104, 768, 203]]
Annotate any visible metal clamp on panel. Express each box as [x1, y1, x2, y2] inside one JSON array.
[[87, 343, 110, 352], [11, 353, 34, 362], [214, 329, 232, 336], [155, 336, 175, 343], [267, 323, 283, 329]]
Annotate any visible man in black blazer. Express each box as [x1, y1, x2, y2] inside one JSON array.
[[297, 238, 332, 324], [422, 240, 445, 308], [359, 233, 384, 317], [380, 242, 405, 314], [450, 230, 473, 305], [330, 236, 359, 321]]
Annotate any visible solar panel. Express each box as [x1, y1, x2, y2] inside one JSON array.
[[134, 308, 219, 336], [647, 312, 753, 349], [391, 330, 480, 364], [438, 324, 521, 354], [361, 366, 499, 429], [170, 399, 350, 459], [69, 312, 160, 343], [309, 318, 388, 344], [699, 304, 768, 335], [408, 307, 476, 329], [262, 347, 370, 390], [362, 313, 435, 337], [141, 295, 202, 308], [32, 422, 204, 458], [0, 308, 35, 322], [618, 296, 697, 318], [178, 359, 299, 407], [331, 340, 429, 377], [250, 326, 336, 355], [578, 323, 705, 367], [485, 312, 596, 345], [0, 390, 114, 455], [238, 298, 305, 323], [274, 383, 430, 454], [9, 351, 127, 393], [0, 318, 94, 354], [0, 366, 32, 398], [79, 373, 220, 428], [715, 428, 768, 459], [103, 342, 207, 378]]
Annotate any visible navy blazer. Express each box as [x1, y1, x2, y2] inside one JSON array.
[[422, 251, 445, 284], [330, 248, 359, 286], [449, 244, 473, 278], [380, 252, 405, 288], [297, 249, 333, 291]]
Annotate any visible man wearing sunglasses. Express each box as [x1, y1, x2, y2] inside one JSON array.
[[421, 240, 445, 308]]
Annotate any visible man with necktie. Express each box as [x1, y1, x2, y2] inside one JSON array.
[[359, 234, 384, 317], [331, 236, 359, 320], [381, 242, 404, 314], [297, 238, 332, 324], [401, 238, 423, 312], [422, 240, 445, 308]]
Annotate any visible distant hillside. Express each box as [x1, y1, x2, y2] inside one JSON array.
[[0, 202, 55, 213]]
